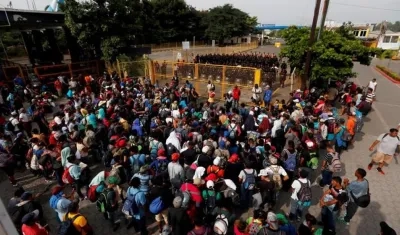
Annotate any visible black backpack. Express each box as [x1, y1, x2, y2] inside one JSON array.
[[5, 120, 15, 132], [166, 143, 177, 156], [58, 213, 82, 235], [205, 190, 216, 214]]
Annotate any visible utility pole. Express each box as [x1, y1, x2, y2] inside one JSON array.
[[317, 0, 330, 40], [303, 0, 322, 90]]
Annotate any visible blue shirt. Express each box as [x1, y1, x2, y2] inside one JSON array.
[[264, 89, 272, 102], [347, 179, 368, 201], [126, 187, 146, 219]]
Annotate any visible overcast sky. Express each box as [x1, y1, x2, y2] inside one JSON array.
[[0, 0, 398, 25]]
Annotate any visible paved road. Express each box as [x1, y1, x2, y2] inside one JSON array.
[[1, 49, 399, 234]]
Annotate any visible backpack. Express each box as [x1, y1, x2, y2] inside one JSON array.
[[5, 120, 15, 132], [341, 127, 353, 141], [297, 180, 312, 204], [283, 149, 297, 172], [328, 152, 342, 172], [96, 189, 113, 213], [166, 143, 177, 156], [155, 158, 168, 176], [228, 124, 237, 138], [10, 204, 24, 227], [270, 166, 282, 191], [62, 166, 75, 184], [87, 185, 98, 202], [327, 120, 335, 134], [243, 169, 256, 190], [149, 196, 165, 214], [247, 220, 261, 235], [58, 213, 82, 235], [130, 154, 142, 175], [205, 190, 216, 214], [150, 140, 159, 159], [122, 187, 140, 216], [307, 152, 319, 170], [350, 179, 370, 208]]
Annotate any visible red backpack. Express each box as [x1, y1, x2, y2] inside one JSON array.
[[62, 166, 74, 184]]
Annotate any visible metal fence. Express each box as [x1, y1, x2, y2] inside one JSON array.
[[117, 60, 150, 78]]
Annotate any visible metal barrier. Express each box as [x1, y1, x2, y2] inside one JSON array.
[[1, 65, 24, 86], [34, 60, 103, 82], [117, 60, 150, 79], [148, 61, 260, 102]]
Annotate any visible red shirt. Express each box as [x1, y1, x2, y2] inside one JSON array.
[[22, 223, 48, 235], [232, 88, 241, 100]]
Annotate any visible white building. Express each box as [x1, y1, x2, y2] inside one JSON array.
[[377, 32, 400, 50]]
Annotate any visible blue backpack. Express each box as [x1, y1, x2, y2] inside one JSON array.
[[150, 141, 159, 159], [130, 154, 145, 175], [49, 194, 62, 209], [149, 196, 165, 214], [284, 149, 297, 172], [155, 159, 168, 176], [122, 187, 140, 216], [243, 169, 256, 190]]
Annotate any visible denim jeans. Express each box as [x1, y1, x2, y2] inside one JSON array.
[[321, 206, 335, 233], [240, 184, 253, 209], [319, 170, 333, 187]]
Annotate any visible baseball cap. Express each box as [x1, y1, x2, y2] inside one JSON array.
[[21, 209, 39, 224]]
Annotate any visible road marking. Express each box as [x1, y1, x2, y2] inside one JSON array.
[[354, 75, 390, 130], [272, 87, 280, 95], [374, 101, 400, 108]]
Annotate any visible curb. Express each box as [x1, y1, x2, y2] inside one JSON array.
[[374, 66, 400, 84]]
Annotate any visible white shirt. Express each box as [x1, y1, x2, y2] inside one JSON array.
[[19, 113, 30, 122], [251, 87, 262, 100], [368, 81, 377, 91], [377, 133, 400, 155], [291, 178, 310, 200], [10, 117, 20, 131], [168, 162, 184, 180], [238, 168, 257, 182], [271, 118, 283, 138], [172, 109, 180, 119]]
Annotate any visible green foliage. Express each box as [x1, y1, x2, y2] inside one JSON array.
[[202, 4, 257, 44], [376, 65, 400, 81], [374, 21, 400, 33], [379, 50, 397, 59], [280, 27, 372, 84]]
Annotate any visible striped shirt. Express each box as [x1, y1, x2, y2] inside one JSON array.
[[365, 92, 375, 103]]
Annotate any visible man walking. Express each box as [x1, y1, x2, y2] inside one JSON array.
[[368, 128, 400, 175], [263, 85, 272, 108]]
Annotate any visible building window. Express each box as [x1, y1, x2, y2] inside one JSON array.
[[359, 30, 367, 37], [391, 36, 399, 43], [353, 30, 359, 36], [383, 36, 391, 43]]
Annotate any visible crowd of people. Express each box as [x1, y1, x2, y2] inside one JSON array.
[[0, 69, 398, 235], [153, 52, 286, 87]]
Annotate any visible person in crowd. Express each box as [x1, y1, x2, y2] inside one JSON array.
[[126, 177, 147, 234], [379, 221, 397, 235], [21, 210, 48, 235], [368, 128, 400, 175], [342, 168, 369, 225], [168, 196, 191, 235], [297, 213, 317, 235], [64, 201, 93, 235]]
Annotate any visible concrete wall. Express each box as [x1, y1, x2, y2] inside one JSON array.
[[377, 34, 400, 50]]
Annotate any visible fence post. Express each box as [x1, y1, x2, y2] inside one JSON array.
[[149, 60, 156, 84], [221, 65, 226, 100], [194, 63, 199, 92]]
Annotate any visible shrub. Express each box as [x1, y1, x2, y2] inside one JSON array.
[[376, 65, 400, 81]]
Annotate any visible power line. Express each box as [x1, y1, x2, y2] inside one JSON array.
[[331, 2, 400, 12]]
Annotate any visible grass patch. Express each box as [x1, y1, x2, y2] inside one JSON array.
[[376, 65, 400, 81]]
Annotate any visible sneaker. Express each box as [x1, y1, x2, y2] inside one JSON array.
[[367, 163, 373, 170], [377, 167, 385, 175], [12, 183, 19, 187]]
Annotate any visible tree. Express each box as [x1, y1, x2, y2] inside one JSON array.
[[280, 26, 372, 89], [202, 4, 257, 44], [63, 0, 144, 61], [374, 21, 400, 33]]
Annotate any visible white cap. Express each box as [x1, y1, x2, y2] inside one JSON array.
[[206, 180, 214, 189], [213, 157, 221, 166], [293, 99, 299, 103]]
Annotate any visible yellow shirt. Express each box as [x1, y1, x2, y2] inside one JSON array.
[[65, 212, 88, 235]]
